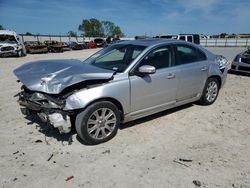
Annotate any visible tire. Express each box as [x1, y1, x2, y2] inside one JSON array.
[[199, 77, 220, 105], [17, 50, 22, 57], [75, 101, 121, 145]]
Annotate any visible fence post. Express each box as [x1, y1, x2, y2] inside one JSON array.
[[21, 35, 24, 43], [215, 38, 217, 47], [246, 38, 248, 47], [235, 38, 238, 47], [225, 38, 227, 47], [205, 38, 207, 47]]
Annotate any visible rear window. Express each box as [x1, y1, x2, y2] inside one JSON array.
[[175, 45, 207, 65]]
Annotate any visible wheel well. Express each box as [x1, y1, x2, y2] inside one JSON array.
[[75, 97, 124, 121], [208, 75, 222, 88]]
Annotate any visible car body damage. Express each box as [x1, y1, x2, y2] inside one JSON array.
[[0, 30, 26, 57], [14, 59, 115, 94], [14, 59, 115, 133]]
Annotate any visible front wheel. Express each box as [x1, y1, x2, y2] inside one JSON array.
[[199, 78, 220, 105], [75, 101, 120, 145], [17, 50, 22, 57]]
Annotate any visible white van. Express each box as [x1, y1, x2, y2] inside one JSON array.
[[156, 34, 200, 44], [0, 30, 26, 57]]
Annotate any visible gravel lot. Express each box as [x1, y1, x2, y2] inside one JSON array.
[[0, 47, 250, 188]]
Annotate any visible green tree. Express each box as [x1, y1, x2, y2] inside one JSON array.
[[220, 33, 227, 38], [68, 30, 77, 37], [112, 26, 125, 38], [0, 25, 5, 30], [102, 21, 115, 36], [78, 18, 104, 37], [101, 21, 125, 38], [25, 32, 33, 36]]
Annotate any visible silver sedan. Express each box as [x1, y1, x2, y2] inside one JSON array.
[[14, 39, 228, 144]]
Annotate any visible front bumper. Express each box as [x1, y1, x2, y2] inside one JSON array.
[[17, 92, 73, 133], [231, 60, 250, 73], [0, 50, 18, 57]]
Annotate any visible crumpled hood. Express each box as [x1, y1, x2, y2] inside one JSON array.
[[14, 59, 115, 94]]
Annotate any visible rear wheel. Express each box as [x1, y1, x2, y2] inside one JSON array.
[[199, 77, 220, 105], [75, 101, 120, 145]]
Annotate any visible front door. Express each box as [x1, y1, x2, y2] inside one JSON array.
[[129, 45, 179, 114]]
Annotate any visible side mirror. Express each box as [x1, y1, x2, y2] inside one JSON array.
[[138, 65, 156, 74]]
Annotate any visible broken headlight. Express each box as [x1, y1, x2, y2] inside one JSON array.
[[30, 92, 64, 109]]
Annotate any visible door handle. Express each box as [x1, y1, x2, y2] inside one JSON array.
[[167, 73, 175, 79], [201, 66, 208, 71]]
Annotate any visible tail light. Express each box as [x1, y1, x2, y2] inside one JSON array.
[[215, 55, 228, 70]]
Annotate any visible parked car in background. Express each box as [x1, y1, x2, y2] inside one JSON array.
[[87, 41, 97, 48], [94, 38, 106, 47], [68, 41, 86, 50], [62, 42, 71, 51], [156, 34, 200, 44], [231, 47, 250, 73], [44, 40, 64, 53], [78, 42, 87, 49], [25, 41, 48, 54], [0, 30, 26, 57], [14, 39, 228, 144]]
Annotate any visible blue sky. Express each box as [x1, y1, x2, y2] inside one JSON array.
[[0, 0, 250, 36]]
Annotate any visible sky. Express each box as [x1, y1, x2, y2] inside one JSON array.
[[0, 0, 250, 36]]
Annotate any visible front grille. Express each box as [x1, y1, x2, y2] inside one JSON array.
[[238, 66, 250, 72], [1, 46, 15, 51], [241, 57, 250, 64]]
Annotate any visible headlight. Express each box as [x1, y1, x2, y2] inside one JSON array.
[[30, 92, 46, 100], [215, 55, 228, 69], [30, 92, 64, 109]]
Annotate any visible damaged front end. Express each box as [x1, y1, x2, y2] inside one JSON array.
[[17, 86, 73, 133], [14, 59, 115, 134]]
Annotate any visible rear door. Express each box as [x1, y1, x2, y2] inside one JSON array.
[[174, 44, 208, 101]]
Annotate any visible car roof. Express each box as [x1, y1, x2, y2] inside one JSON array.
[[117, 39, 185, 47]]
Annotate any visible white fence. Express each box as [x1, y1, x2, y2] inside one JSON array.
[[200, 38, 250, 47], [19, 34, 250, 47]]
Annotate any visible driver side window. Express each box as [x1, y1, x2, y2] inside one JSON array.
[[139, 46, 172, 69]]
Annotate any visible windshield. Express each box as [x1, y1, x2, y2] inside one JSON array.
[[84, 44, 146, 72], [0, 35, 18, 44]]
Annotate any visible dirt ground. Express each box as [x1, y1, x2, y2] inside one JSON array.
[[0, 47, 250, 188]]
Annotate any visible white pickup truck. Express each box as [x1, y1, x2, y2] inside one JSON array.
[[0, 30, 26, 57]]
